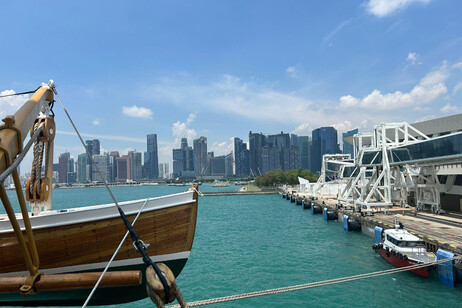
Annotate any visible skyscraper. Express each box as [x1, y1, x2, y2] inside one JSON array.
[[298, 136, 311, 170], [92, 154, 110, 182], [342, 128, 359, 158], [116, 156, 130, 182], [158, 163, 169, 179], [109, 151, 120, 182], [172, 148, 185, 177], [92, 139, 100, 155], [311, 127, 340, 174], [58, 152, 70, 183], [209, 155, 226, 177], [145, 134, 159, 179], [193, 136, 208, 177], [172, 138, 195, 178], [128, 151, 142, 180], [249, 131, 299, 175], [233, 137, 249, 176], [77, 153, 87, 183], [249, 132, 265, 176], [225, 153, 233, 177]]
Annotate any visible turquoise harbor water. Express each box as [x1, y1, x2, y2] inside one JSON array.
[[4, 185, 462, 307]]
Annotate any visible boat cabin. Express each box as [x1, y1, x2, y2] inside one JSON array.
[[383, 229, 426, 252]]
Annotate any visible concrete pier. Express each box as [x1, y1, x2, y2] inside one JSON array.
[[285, 189, 462, 256]]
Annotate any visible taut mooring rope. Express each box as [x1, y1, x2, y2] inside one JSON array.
[[168, 256, 461, 307]]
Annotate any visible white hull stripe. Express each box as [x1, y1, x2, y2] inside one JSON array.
[[0, 251, 190, 277]]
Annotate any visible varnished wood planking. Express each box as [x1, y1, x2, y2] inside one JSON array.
[[0, 201, 197, 273]]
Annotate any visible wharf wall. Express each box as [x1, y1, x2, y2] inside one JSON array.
[[282, 190, 462, 256]]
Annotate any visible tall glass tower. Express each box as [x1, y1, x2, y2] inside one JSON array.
[[146, 134, 159, 179]]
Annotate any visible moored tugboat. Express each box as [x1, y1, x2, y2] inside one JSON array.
[[373, 219, 436, 278]]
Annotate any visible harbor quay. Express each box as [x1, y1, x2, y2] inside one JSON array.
[[281, 188, 462, 287]]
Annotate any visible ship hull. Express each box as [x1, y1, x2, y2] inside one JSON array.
[[0, 190, 198, 306], [376, 248, 432, 278]]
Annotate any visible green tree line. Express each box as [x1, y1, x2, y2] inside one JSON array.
[[255, 169, 317, 187]]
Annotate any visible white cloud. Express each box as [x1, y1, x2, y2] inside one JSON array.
[[406, 52, 421, 65], [122, 105, 153, 119], [322, 19, 350, 47], [286, 65, 301, 78], [0, 90, 30, 119], [339, 62, 449, 110], [141, 70, 447, 139], [172, 113, 197, 142], [440, 103, 459, 114], [364, 0, 432, 17], [92, 119, 100, 125], [453, 61, 462, 70], [142, 74, 318, 124], [453, 81, 462, 95], [292, 123, 313, 135], [209, 140, 233, 156]]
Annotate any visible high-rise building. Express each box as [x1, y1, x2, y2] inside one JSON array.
[[193, 136, 208, 177], [233, 137, 249, 176], [185, 147, 194, 172], [58, 152, 70, 183], [261, 146, 281, 174], [172, 149, 185, 178], [145, 134, 159, 179], [282, 146, 299, 170], [209, 155, 226, 177], [128, 151, 142, 181], [181, 138, 188, 150], [290, 134, 299, 147], [85, 140, 93, 156], [311, 126, 340, 174], [249, 132, 265, 176], [67, 172, 76, 183], [342, 128, 359, 158], [77, 153, 87, 183], [298, 136, 311, 170], [116, 156, 130, 182], [158, 163, 169, 179], [225, 153, 233, 177], [109, 151, 120, 182], [83, 139, 101, 181], [92, 139, 100, 155], [249, 131, 299, 175], [68, 158, 74, 173], [92, 154, 110, 182], [172, 138, 195, 178]]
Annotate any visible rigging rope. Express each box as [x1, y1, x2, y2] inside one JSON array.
[[0, 124, 44, 184], [52, 87, 172, 304], [29, 121, 44, 196], [168, 256, 461, 307], [0, 87, 40, 99]]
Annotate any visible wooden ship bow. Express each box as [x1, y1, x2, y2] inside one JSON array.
[[0, 82, 198, 306]]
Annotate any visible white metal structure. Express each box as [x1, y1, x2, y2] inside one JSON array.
[[339, 122, 462, 214]]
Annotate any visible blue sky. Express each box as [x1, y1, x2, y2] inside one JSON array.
[[1, 0, 461, 172]]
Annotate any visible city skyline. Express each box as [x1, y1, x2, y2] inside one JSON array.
[[52, 125, 343, 182], [1, 1, 461, 174]]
